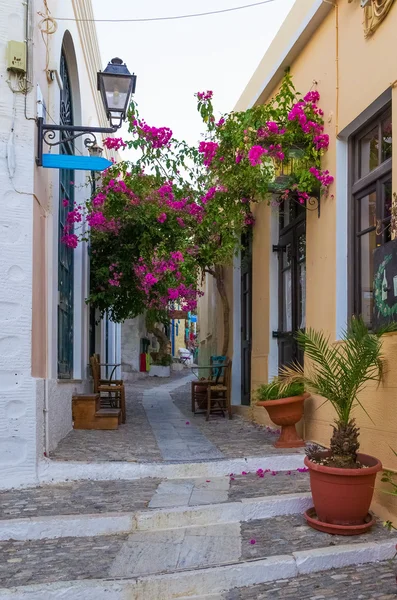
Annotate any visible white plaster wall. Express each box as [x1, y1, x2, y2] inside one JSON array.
[[0, 0, 122, 480], [34, 1, 120, 452], [121, 315, 147, 375], [0, 0, 39, 488]]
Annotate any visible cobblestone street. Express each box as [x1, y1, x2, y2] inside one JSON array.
[[1, 374, 396, 598], [51, 371, 299, 462]]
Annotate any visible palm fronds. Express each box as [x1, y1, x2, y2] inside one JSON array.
[[279, 316, 385, 427]]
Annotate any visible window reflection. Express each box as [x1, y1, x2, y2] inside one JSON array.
[[360, 230, 376, 327], [360, 191, 377, 231], [382, 116, 392, 162], [359, 126, 379, 178]]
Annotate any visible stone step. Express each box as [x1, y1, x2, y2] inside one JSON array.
[[178, 561, 397, 600], [0, 514, 395, 596], [37, 453, 306, 485], [0, 471, 311, 541], [0, 492, 312, 541]]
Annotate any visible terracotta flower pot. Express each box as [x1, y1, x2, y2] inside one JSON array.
[[304, 452, 382, 528], [256, 393, 308, 448]]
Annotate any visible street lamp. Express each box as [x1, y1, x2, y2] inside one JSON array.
[[36, 57, 137, 167], [97, 58, 137, 129]]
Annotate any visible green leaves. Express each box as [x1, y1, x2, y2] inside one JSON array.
[[279, 317, 385, 429]]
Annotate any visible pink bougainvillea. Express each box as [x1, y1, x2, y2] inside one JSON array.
[[248, 145, 267, 166]]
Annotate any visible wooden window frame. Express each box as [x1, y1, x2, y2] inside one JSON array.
[[348, 106, 392, 324]]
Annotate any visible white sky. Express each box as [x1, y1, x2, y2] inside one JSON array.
[[92, 0, 295, 146]]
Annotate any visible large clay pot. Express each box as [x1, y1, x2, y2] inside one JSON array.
[[305, 452, 382, 526], [256, 393, 308, 448]]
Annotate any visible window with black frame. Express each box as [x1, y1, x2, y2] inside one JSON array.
[[351, 107, 392, 328]]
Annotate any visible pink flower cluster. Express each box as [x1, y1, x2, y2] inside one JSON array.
[[201, 186, 217, 205], [109, 264, 123, 287], [132, 118, 173, 149], [86, 210, 120, 234], [62, 233, 78, 248], [157, 212, 167, 223], [248, 145, 268, 166], [199, 141, 219, 167], [92, 193, 106, 207], [197, 90, 213, 101], [103, 137, 126, 151], [304, 90, 320, 103], [66, 208, 82, 224], [313, 134, 329, 150], [257, 122, 286, 138], [235, 150, 244, 164], [309, 166, 334, 187], [268, 143, 285, 162], [244, 213, 255, 226]]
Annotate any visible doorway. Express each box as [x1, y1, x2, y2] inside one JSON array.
[[241, 232, 252, 405], [275, 201, 306, 370]]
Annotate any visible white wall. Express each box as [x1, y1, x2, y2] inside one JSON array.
[[0, 0, 121, 482], [121, 315, 147, 379], [0, 0, 39, 488]]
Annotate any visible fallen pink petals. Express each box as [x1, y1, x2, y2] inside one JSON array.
[[250, 539, 256, 545], [185, 421, 190, 425]]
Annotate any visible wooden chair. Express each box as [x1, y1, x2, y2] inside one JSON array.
[[90, 355, 126, 424], [206, 360, 232, 421], [191, 356, 228, 414]]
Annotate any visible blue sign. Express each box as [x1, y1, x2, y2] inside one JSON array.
[[42, 154, 112, 171]]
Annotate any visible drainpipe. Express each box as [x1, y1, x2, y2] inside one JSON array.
[[44, 378, 50, 457]]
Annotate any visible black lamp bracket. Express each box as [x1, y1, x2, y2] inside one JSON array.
[[36, 117, 118, 166]]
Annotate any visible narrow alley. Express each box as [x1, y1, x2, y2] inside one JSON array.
[[0, 374, 395, 599]]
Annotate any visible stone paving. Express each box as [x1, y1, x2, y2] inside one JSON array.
[[3, 375, 396, 596], [224, 561, 396, 599], [172, 383, 305, 458], [50, 372, 297, 462], [0, 471, 310, 521], [241, 514, 394, 560], [0, 479, 161, 520], [229, 471, 310, 501], [0, 514, 394, 588], [142, 385, 223, 461], [148, 477, 230, 508], [0, 534, 128, 587]]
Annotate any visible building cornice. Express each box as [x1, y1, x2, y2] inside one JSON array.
[[71, 0, 119, 159], [235, 0, 333, 110], [71, 0, 108, 128]]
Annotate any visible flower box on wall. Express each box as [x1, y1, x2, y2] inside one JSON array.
[[149, 365, 170, 378], [373, 239, 397, 330]]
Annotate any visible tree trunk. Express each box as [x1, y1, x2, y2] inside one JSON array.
[[214, 265, 230, 357], [146, 316, 169, 360]]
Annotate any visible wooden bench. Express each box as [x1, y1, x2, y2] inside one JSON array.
[[72, 393, 121, 430]]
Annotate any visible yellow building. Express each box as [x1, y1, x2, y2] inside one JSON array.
[[198, 0, 397, 521]]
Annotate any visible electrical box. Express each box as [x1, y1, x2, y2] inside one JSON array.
[[7, 41, 26, 74]]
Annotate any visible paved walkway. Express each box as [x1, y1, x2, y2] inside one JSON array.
[[2, 375, 397, 598], [51, 371, 298, 462], [142, 384, 223, 461]]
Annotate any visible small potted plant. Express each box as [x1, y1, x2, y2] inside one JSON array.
[[149, 354, 172, 378], [256, 379, 308, 448], [280, 317, 388, 535]]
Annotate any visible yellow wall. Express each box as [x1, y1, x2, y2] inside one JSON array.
[[238, 0, 397, 520], [197, 268, 233, 365], [174, 320, 186, 356]]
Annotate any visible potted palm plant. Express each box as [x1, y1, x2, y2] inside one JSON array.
[[279, 317, 387, 535], [256, 380, 308, 448]]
